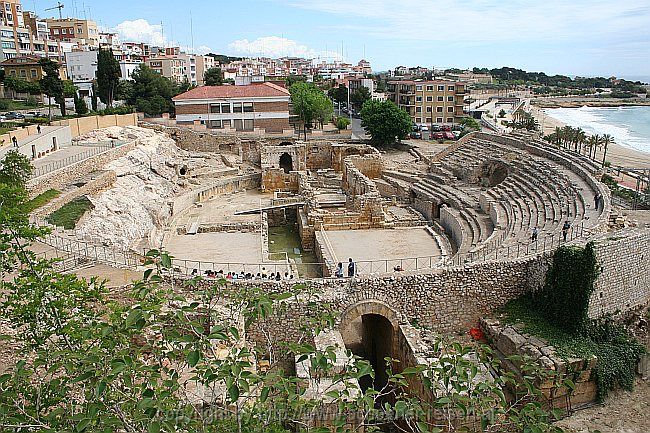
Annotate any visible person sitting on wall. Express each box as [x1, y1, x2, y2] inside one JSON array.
[[531, 227, 539, 242], [275, 273, 281, 281], [394, 265, 404, 272], [261, 267, 268, 279], [562, 221, 571, 242], [335, 262, 344, 278], [284, 272, 291, 280]]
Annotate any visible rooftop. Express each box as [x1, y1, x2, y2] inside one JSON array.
[[173, 82, 291, 101]]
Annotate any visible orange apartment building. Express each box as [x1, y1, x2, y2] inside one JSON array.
[[387, 79, 467, 125]]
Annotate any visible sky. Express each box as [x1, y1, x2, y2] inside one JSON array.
[[32, 0, 650, 78]]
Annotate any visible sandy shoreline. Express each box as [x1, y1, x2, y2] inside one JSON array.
[[529, 106, 650, 168]]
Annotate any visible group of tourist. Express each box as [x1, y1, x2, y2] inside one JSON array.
[[191, 268, 295, 282], [334, 258, 356, 278]]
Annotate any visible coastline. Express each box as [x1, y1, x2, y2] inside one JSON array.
[[529, 105, 650, 168]]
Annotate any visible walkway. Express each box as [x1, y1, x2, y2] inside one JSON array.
[[0, 125, 67, 158]]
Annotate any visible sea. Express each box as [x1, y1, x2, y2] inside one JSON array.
[[544, 106, 650, 155]]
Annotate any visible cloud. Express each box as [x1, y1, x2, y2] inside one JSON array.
[[228, 36, 342, 61], [114, 19, 166, 46], [114, 19, 212, 54]]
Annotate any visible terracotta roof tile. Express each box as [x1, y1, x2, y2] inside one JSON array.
[[173, 82, 290, 101]]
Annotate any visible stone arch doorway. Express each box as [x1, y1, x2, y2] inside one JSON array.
[[339, 300, 400, 393], [279, 152, 293, 174]]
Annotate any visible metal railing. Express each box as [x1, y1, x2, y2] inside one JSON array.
[[31, 141, 124, 178]]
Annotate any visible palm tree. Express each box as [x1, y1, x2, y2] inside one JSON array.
[[601, 134, 614, 167], [554, 126, 562, 147], [591, 134, 602, 160]]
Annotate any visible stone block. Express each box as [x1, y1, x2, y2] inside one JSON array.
[[496, 326, 527, 356]]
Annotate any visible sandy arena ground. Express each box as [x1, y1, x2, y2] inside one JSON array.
[[165, 232, 264, 266], [324, 228, 443, 270], [174, 189, 273, 228]]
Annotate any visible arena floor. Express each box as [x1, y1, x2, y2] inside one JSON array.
[[324, 228, 443, 269]]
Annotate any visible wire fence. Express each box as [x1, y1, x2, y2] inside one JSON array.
[[30, 218, 587, 280], [31, 141, 124, 178]]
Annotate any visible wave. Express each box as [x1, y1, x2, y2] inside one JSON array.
[[544, 106, 650, 154]]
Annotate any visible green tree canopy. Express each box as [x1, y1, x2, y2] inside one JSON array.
[[3, 76, 41, 95], [350, 86, 371, 110], [204, 67, 223, 86], [360, 99, 412, 146], [128, 65, 176, 116], [290, 82, 333, 139], [96, 47, 122, 107], [327, 84, 348, 106], [38, 58, 64, 119]]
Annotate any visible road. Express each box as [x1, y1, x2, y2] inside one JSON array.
[[335, 107, 368, 140]]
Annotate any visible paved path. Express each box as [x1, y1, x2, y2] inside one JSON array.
[[0, 126, 66, 158]]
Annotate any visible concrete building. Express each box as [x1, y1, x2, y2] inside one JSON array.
[[195, 55, 215, 85], [65, 50, 97, 82], [45, 17, 99, 48], [1, 55, 66, 81], [387, 79, 467, 125], [119, 59, 140, 80], [147, 56, 186, 83], [173, 82, 291, 133], [0, 1, 64, 61]]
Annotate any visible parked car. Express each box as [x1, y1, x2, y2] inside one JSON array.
[[4, 112, 25, 120], [420, 125, 429, 132], [410, 131, 422, 139], [443, 131, 456, 140], [431, 125, 442, 132], [432, 132, 445, 140], [442, 125, 451, 132]]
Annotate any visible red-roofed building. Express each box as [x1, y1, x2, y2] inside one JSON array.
[[173, 82, 291, 134]]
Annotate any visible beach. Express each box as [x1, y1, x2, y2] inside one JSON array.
[[529, 105, 650, 168]]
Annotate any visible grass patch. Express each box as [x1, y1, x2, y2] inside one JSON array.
[[0, 98, 41, 111], [46, 196, 94, 229], [23, 189, 60, 212], [502, 295, 646, 401]]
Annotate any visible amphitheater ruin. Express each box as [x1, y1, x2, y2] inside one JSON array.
[[26, 119, 650, 417]]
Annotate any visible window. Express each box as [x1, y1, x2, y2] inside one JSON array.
[[19, 69, 26, 77], [437, 85, 444, 91], [415, 117, 422, 123], [416, 96, 422, 102], [447, 96, 454, 102], [436, 106, 443, 113], [63, 29, 67, 34], [233, 119, 254, 131], [243, 102, 254, 112], [426, 85, 434, 91], [426, 117, 432, 123], [416, 85, 422, 91], [222, 120, 231, 129], [30, 69, 37, 78], [425, 96, 432, 102], [416, 107, 421, 113], [447, 117, 454, 123], [221, 103, 231, 113], [448, 106, 454, 113], [436, 117, 443, 123], [448, 85, 455, 91], [426, 106, 432, 113], [233, 102, 243, 113], [210, 104, 221, 113], [77, 28, 83, 34], [210, 120, 223, 129], [53, 29, 59, 35], [437, 96, 444, 102]]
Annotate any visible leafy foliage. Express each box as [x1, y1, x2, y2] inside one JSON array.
[[290, 82, 333, 139], [126, 65, 177, 116], [38, 58, 65, 118], [204, 67, 224, 86], [97, 47, 122, 107], [336, 117, 351, 131], [0, 151, 574, 432], [360, 99, 412, 146]]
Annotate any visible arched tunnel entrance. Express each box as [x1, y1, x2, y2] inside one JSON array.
[[279, 152, 293, 174], [340, 301, 399, 394]]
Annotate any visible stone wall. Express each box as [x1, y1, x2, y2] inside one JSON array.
[[32, 170, 116, 219], [52, 113, 138, 137], [27, 139, 141, 196], [587, 229, 650, 319], [170, 173, 262, 217]]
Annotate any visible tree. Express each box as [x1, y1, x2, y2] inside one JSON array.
[[91, 81, 98, 111], [39, 58, 64, 120], [74, 93, 88, 115], [204, 67, 224, 86], [601, 134, 614, 167], [128, 65, 176, 116], [3, 75, 41, 95], [285, 74, 306, 88], [328, 84, 348, 106], [350, 86, 371, 110], [360, 99, 412, 146], [290, 82, 333, 140], [336, 116, 350, 131], [96, 48, 122, 107]]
